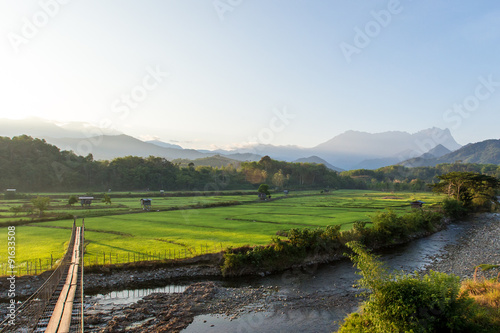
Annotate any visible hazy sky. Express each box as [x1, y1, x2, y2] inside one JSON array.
[[1, 0, 499, 149]]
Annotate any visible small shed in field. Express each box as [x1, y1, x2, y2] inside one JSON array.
[[410, 200, 425, 209], [79, 196, 94, 208], [141, 198, 152, 211]]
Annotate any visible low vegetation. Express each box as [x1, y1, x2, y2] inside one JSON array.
[[337, 242, 500, 333], [221, 208, 443, 276]]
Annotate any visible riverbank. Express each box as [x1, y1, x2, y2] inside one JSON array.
[[2, 212, 498, 332], [421, 212, 500, 280], [84, 212, 500, 332], [85, 278, 360, 332]]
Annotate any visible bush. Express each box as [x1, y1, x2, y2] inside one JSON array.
[[68, 195, 78, 206], [403, 209, 443, 233], [442, 198, 469, 220], [339, 242, 497, 333], [371, 210, 407, 243]]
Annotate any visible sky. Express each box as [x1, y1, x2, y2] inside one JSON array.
[[0, 0, 499, 150]]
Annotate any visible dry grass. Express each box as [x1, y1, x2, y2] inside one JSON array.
[[460, 277, 500, 328], [462, 279, 500, 307]]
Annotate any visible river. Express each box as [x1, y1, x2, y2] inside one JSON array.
[[86, 221, 475, 332]]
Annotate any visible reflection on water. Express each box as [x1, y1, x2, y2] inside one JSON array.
[[92, 285, 187, 306]]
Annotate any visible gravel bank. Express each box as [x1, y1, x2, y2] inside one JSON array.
[[85, 280, 359, 332], [421, 212, 500, 280]]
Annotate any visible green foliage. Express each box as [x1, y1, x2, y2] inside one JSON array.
[[442, 198, 469, 220], [221, 241, 305, 276], [431, 171, 499, 209], [30, 196, 50, 217], [341, 163, 500, 192], [339, 242, 496, 333], [68, 195, 78, 206], [222, 207, 444, 276], [345, 242, 389, 293], [371, 210, 407, 243], [368, 209, 443, 245], [9, 205, 24, 216], [102, 193, 112, 205], [0, 136, 354, 191], [3, 136, 497, 195], [257, 184, 271, 195]]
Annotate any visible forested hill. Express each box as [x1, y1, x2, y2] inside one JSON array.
[[400, 139, 500, 167], [0, 136, 356, 192]]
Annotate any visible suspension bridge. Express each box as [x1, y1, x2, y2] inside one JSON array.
[[0, 221, 85, 332]]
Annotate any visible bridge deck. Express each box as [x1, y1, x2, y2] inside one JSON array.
[[44, 227, 83, 333]]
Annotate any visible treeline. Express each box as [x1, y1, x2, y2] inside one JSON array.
[[341, 163, 500, 192], [0, 136, 356, 192], [240, 155, 358, 189], [2, 135, 499, 193]]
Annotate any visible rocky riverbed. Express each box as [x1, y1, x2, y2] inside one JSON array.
[[85, 279, 359, 332], [421, 212, 500, 280]]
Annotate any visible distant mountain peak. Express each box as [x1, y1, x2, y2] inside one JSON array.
[[312, 127, 462, 169], [420, 144, 451, 159], [146, 140, 183, 150]]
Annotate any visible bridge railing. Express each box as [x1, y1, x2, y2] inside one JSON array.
[[0, 221, 79, 332]]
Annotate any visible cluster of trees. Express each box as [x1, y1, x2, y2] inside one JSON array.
[[0, 136, 354, 192], [341, 163, 500, 192], [240, 155, 358, 189], [2, 136, 499, 194]]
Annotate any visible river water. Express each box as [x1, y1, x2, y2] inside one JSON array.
[[87, 222, 473, 332]]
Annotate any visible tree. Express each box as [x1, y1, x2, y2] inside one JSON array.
[[258, 184, 270, 196], [431, 171, 499, 207], [272, 169, 286, 189], [68, 195, 78, 206], [31, 196, 50, 217], [102, 193, 112, 205]]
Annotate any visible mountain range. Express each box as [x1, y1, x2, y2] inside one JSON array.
[[1, 118, 497, 170], [399, 140, 500, 167]]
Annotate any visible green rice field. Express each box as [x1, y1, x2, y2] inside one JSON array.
[[0, 190, 445, 276]]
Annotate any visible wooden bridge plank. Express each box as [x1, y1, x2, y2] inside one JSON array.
[[46, 227, 82, 333]]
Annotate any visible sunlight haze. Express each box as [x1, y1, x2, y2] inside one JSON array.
[[1, 0, 499, 149]]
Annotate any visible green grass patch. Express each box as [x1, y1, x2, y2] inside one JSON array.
[[0, 190, 445, 275]]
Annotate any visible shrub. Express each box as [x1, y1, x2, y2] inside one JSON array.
[[442, 198, 469, 220], [371, 210, 407, 243], [68, 195, 78, 206], [339, 242, 498, 333], [402, 209, 443, 233], [31, 196, 50, 217]]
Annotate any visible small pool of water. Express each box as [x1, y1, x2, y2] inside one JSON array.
[[90, 284, 187, 306]]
